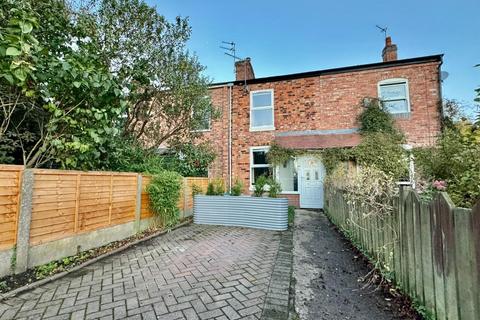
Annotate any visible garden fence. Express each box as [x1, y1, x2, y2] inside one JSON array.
[[0, 165, 208, 276], [325, 186, 479, 320]]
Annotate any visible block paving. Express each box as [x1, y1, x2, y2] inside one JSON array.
[[0, 224, 287, 319]]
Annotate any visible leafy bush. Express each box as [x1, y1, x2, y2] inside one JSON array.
[[105, 138, 215, 177], [266, 178, 282, 198], [354, 132, 408, 180], [147, 171, 182, 228], [253, 176, 268, 197], [191, 184, 203, 196], [325, 165, 398, 217], [358, 98, 401, 137], [205, 179, 225, 195], [231, 179, 243, 196], [414, 127, 480, 208], [206, 182, 215, 195]]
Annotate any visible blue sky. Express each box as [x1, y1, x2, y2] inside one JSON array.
[[150, 0, 479, 114]]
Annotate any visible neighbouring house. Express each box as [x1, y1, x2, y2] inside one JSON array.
[[198, 37, 443, 208]]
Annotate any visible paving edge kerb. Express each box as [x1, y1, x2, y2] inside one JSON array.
[[0, 220, 192, 302], [261, 228, 294, 320]]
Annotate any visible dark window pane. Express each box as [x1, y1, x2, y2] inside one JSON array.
[[253, 150, 268, 165], [253, 167, 271, 183]]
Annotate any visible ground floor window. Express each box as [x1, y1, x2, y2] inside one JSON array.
[[277, 159, 298, 192], [250, 146, 271, 186]]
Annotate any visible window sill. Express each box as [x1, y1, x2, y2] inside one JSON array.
[[390, 112, 411, 119], [249, 126, 275, 132], [191, 129, 212, 133], [280, 191, 299, 195]]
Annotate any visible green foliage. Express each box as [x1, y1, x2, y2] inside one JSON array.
[[206, 182, 215, 196], [253, 175, 268, 197], [205, 179, 225, 196], [191, 184, 203, 196], [0, 281, 8, 292], [97, 0, 214, 148], [354, 132, 408, 180], [147, 171, 182, 228], [414, 126, 480, 208], [321, 148, 354, 174], [358, 98, 400, 137], [230, 179, 243, 196], [288, 206, 295, 225], [267, 143, 296, 166], [0, 0, 215, 173], [0, 0, 125, 169], [160, 142, 215, 177], [266, 178, 282, 198], [35, 261, 58, 279], [96, 138, 215, 176]]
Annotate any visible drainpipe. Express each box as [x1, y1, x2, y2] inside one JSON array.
[[227, 83, 233, 193]]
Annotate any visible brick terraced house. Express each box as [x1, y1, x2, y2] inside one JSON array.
[[198, 37, 443, 208]]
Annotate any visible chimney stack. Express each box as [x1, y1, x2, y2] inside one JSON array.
[[235, 57, 255, 81], [382, 36, 398, 62]]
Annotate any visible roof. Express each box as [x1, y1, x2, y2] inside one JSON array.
[[210, 54, 443, 87]]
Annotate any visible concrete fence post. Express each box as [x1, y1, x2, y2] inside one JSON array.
[[15, 169, 35, 274], [183, 178, 188, 219], [134, 174, 142, 233]]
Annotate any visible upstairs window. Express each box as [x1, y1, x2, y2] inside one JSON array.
[[250, 90, 274, 131], [378, 79, 410, 114]]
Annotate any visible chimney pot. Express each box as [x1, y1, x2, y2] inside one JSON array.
[[235, 58, 255, 81], [382, 36, 398, 62]]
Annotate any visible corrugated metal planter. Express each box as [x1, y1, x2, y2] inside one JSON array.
[[194, 195, 288, 231]]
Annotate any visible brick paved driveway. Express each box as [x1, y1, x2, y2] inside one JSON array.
[[0, 224, 284, 320]]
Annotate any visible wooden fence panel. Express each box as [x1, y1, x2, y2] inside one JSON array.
[[140, 175, 153, 219], [30, 170, 138, 245], [325, 186, 480, 320], [78, 173, 111, 232], [110, 174, 137, 225], [0, 165, 23, 250], [183, 177, 210, 211], [30, 171, 77, 245]]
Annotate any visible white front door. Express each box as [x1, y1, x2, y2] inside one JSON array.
[[299, 156, 325, 209]]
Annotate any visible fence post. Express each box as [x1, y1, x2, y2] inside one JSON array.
[[134, 174, 142, 233], [15, 169, 35, 274], [182, 178, 188, 219]]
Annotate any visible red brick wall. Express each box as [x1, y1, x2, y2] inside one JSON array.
[[279, 194, 300, 207], [200, 61, 442, 191]]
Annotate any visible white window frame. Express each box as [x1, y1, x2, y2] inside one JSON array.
[[249, 146, 271, 189], [377, 78, 411, 114], [275, 160, 300, 194], [250, 89, 275, 131]]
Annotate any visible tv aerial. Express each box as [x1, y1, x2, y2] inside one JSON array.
[[376, 25, 388, 38]]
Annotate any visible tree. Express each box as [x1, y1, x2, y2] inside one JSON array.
[[0, 0, 124, 168], [91, 0, 214, 149]]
